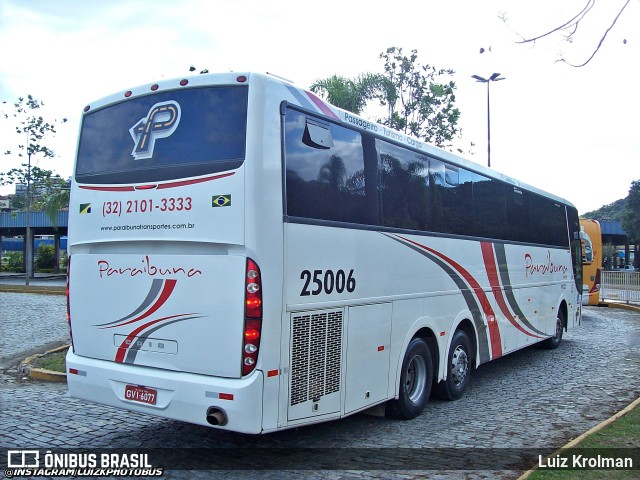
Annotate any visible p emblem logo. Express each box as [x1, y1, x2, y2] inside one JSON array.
[[130, 101, 181, 160]]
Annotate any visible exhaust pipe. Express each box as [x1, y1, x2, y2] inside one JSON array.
[[206, 407, 228, 426]]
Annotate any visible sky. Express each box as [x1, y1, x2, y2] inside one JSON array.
[[0, 0, 638, 214]]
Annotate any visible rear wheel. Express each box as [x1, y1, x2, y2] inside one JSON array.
[[434, 329, 472, 400], [542, 309, 564, 349], [387, 337, 433, 419]]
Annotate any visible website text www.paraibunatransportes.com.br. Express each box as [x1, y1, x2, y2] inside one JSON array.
[[100, 223, 195, 232]]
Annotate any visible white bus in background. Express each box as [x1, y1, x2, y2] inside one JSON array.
[[66, 72, 583, 434]]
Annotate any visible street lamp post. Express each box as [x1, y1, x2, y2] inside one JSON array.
[[472, 73, 505, 168]]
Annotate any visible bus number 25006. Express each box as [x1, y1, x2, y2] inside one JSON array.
[[300, 269, 356, 296]]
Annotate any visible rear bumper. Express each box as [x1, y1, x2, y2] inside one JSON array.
[[66, 350, 264, 434]]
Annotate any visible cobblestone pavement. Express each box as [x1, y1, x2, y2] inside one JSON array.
[[0, 292, 68, 367], [1, 297, 639, 479]]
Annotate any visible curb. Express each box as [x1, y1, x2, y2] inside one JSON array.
[[0, 284, 65, 295], [599, 301, 640, 313], [516, 395, 640, 479], [20, 344, 69, 383]]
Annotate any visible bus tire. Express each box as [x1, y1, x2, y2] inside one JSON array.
[[542, 309, 564, 349], [387, 337, 433, 419], [434, 329, 471, 401]]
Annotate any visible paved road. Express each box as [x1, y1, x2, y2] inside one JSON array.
[[1, 295, 639, 479]]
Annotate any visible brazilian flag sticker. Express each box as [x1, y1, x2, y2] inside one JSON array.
[[79, 203, 92, 214], [212, 194, 231, 207]]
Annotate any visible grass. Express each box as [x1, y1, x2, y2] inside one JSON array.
[[32, 348, 67, 373], [528, 404, 640, 479]]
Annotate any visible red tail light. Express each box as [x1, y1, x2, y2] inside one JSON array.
[[66, 257, 74, 349], [593, 268, 602, 292], [242, 258, 262, 375]]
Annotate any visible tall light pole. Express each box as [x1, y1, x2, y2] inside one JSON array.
[[472, 73, 505, 168]]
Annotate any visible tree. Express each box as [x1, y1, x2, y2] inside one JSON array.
[[311, 47, 460, 148], [2, 95, 65, 163], [1, 95, 67, 282], [310, 74, 384, 115], [621, 180, 640, 267], [1, 96, 68, 212], [510, 0, 632, 67], [376, 47, 460, 147]]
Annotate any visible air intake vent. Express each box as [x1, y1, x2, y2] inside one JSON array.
[[290, 310, 343, 406]]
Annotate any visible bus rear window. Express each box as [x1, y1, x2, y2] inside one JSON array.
[[75, 86, 248, 184]]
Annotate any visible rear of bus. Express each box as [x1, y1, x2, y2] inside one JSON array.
[[579, 219, 602, 306], [66, 73, 282, 434]]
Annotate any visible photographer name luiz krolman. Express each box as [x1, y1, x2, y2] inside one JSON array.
[[538, 452, 635, 469], [4, 450, 163, 478]]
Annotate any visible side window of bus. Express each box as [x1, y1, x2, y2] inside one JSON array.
[[284, 109, 372, 225], [472, 174, 506, 239], [429, 160, 473, 236], [378, 140, 431, 231], [530, 195, 567, 246], [506, 187, 531, 242]]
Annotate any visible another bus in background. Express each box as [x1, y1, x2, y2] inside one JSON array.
[[580, 219, 602, 306]]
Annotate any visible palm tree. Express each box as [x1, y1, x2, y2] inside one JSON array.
[[310, 74, 384, 114]]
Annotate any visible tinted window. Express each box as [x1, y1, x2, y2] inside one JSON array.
[[530, 195, 568, 246], [430, 160, 473, 235], [378, 141, 431, 230], [76, 86, 248, 184], [283, 107, 571, 247], [566, 206, 582, 289], [285, 109, 375, 224], [506, 187, 531, 242]]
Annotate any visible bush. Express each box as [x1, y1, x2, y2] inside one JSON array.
[[35, 244, 55, 270], [2, 251, 24, 272]]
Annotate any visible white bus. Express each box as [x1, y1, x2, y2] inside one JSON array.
[[66, 72, 583, 434]]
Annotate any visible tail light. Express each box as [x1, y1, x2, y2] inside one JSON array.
[[66, 256, 74, 350], [242, 258, 262, 375], [593, 268, 601, 292]]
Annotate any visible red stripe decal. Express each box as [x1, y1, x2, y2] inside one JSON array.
[[79, 185, 135, 192], [103, 279, 177, 329], [79, 172, 235, 192], [157, 172, 235, 189], [305, 91, 340, 119], [399, 235, 503, 358], [481, 242, 541, 338]]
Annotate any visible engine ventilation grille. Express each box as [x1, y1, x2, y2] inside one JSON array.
[[290, 310, 343, 406]]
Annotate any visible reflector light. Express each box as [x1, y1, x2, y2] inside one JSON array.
[[219, 393, 234, 401], [69, 368, 79, 375]]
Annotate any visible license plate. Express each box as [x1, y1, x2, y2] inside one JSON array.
[[124, 384, 157, 405]]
